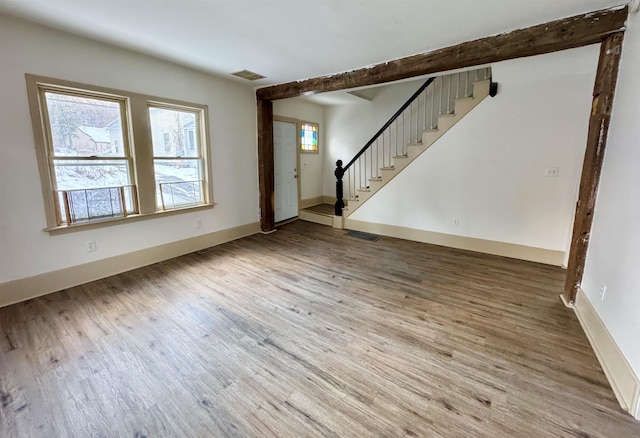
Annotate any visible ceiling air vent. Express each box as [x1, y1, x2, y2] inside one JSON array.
[[231, 70, 266, 81]]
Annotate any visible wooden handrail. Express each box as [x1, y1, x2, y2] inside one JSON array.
[[343, 77, 434, 171], [335, 77, 434, 216]]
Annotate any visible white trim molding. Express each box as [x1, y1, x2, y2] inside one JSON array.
[[574, 288, 640, 417], [0, 222, 260, 308], [299, 196, 324, 209], [323, 195, 337, 205], [344, 219, 565, 266]]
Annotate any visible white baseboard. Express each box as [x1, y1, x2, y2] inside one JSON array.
[[323, 195, 336, 205], [344, 219, 565, 266], [0, 222, 260, 308], [574, 288, 640, 417], [560, 293, 574, 308]]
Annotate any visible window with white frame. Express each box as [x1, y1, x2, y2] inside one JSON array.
[[26, 75, 212, 230], [149, 105, 206, 210]]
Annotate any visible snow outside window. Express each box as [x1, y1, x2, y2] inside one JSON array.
[[27, 75, 213, 230]]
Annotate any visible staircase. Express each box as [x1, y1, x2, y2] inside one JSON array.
[[334, 68, 494, 222]]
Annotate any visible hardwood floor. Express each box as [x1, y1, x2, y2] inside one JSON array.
[[1, 221, 639, 437]]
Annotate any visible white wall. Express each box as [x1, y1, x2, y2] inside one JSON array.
[[326, 47, 600, 254], [273, 99, 325, 201], [582, 11, 640, 416], [0, 14, 258, 284]]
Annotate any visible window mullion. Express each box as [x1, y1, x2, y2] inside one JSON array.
[[129, 96, 156, 214]]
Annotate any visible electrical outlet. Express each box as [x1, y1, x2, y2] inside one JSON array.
[[452, 218, 459, 226], [196, 220, 202, 229], [544, 167, 560, 177], [600, 283, 607, 301], [87, 240, 97, 252]]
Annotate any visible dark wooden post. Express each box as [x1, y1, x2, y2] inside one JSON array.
[[334, 160, 344, 216], [563, 31, 625, 304], [257, 99, 275, 232]]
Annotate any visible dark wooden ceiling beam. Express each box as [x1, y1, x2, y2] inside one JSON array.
[[256, 5, 627, 101]]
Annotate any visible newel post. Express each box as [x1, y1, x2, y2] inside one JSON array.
[[334, 160, 344, 216]]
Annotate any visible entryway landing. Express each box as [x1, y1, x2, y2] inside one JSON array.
[[299, 203, 335, 226]]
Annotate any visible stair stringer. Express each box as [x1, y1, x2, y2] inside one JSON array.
[[342, 79, 491, 219]]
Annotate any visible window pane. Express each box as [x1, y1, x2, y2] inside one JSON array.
[[149, 107, 199, 158], [63, 187, 122, 222], [53, 159, 135, 224], [53, 159, 130, 190], [57, 186, 137, 224], [44, 92, 125, 157], [154, 159, 204, 209]]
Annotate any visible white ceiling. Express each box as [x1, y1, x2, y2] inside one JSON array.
[[0, 0, 624, 91]]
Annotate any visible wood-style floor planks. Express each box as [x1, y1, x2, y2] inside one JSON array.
[[1, 220, 639, 437]]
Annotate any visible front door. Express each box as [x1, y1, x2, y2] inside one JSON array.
[[274, 120, 298, 223]]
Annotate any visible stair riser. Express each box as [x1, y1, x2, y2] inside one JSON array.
[[407, 145, 427, 161], [391, 158, 411, 171], [453, 98, 476, 115]]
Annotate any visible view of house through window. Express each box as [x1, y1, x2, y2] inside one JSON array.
[[149, 106, 205, 210], [43, 91, 136, 224], [300, 122, 318, 152], [29, 76, 212, 229]]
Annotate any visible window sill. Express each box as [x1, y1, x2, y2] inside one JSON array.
[[44, 203, 215, 235]]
